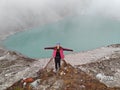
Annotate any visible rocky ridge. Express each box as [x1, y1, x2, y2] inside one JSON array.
[[6, 59, 120, 90], [0, 44, 120, 90], [77, 49, 120, 87], [0, 48, 37, 90]]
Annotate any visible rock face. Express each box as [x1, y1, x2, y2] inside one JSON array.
[[77, 50, 120, 87], [6, 60, 120, 90], [107, 44, 120, 48], [0, 48, 37, 90]]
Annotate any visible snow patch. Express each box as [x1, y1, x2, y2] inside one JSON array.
[[96, 73, 114, 81]]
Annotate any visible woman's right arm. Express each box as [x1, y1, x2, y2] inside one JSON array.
[[44, 46, 55, 50]]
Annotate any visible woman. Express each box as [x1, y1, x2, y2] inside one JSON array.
[[44, 43, 73, 71]]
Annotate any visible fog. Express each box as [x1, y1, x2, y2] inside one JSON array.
[[0, 0, 87, 33], [0, 0, 120, 35], [86, 0, 120, 18], [1, 0, 120, 57]]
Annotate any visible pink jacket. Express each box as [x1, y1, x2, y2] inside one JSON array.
[[52, 48, 64, 59], [44, 46, 73, 59]]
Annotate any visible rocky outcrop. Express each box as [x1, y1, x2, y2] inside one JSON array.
[[6, 60, 120, 90], [107, 44, 120, 48], [77, 50, 120, 87], [0, 48, 37, 90]]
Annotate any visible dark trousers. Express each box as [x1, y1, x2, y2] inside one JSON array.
[[55, 57, 61, 71]]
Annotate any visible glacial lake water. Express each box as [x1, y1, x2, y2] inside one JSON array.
[[3, 15, 120, 58]]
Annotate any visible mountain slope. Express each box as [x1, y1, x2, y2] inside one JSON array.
[[6, 59, 120, 90]]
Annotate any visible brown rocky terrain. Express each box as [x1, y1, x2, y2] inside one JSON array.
[[6, 59, 120, 90]]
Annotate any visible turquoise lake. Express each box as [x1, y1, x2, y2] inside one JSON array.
[[3, 15, 120, 58]]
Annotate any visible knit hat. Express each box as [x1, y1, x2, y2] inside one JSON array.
[[56, 43, 60, 46]]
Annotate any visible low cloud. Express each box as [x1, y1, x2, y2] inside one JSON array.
[[0, 0, 120, 33]]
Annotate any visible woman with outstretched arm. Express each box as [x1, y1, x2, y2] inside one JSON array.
[[44, 43, 73, 71]]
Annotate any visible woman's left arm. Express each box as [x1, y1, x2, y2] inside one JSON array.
[[62, 48, 73, 51]]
